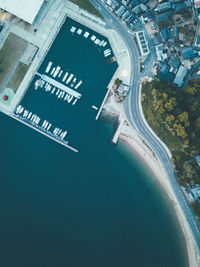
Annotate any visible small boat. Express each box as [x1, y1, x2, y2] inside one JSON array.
[[77, 29, 82, 35], [70, 26, 76, 33], [72, 99, 78, 106], [51, 87, 56, 94], [50, 67, 56, 76], [66, 74, 73, 84], [47, 123, 52, 131], [64, 94, 69, 101], [27, 112, 32, 119], [53, 66, 61, 78], [70, 77, 77, 88], [16, 105, 22, 114], [58, 70, 63, 78], [56, 89, 60, 96], [62, 72, 68, 82], [74, 80, 82, 90], [45, 61, 53, 73], [68, 95, 73, 103]]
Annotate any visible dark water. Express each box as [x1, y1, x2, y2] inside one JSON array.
[[0, 17, 188, 267], [0, 113, 188, 267]]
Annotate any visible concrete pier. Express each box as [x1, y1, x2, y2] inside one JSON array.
[[12, 114, 78, 153], [112, 118, 126, 144]]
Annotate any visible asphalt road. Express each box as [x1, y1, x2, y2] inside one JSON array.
[[89, 0, 200, 254]]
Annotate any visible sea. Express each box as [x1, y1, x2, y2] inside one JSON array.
[[0, 17, 188, 267]]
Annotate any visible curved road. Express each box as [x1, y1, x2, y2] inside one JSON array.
[[89, 0, 200, 255]]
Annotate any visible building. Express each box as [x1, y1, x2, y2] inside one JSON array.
[[160, 27, 170, 41], [157, 2, 171, 13], [0, 0, 45, 24], [173, 65, 187, 86], [181, 47, 195, 59], [186, 184, 200, 202], [135, 30, 149, 56], [155, 44, 168, 61], [115, 5, 126, 17]]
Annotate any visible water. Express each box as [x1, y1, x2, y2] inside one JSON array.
[[0, 17, 188, 267], [0, 113, 188, 267]]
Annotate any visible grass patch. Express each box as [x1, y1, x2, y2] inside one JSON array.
[[0, 33, 28, 92], [68, 0, 103, 18], [7, 62, 29, 92]]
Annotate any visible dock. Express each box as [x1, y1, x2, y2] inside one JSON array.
[[112, 118, 126, 144], [38, 73, 82, 99]]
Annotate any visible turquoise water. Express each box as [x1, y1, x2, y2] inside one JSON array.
[[0, 18, 188, 266]]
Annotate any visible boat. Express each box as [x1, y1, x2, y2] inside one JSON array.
[[44, 83, 49, 90], [91, 35, 96, 41], [70, 77, 77, 88], [58, 91, 62, 98], [50, 67, 56, 76], [47, 123, 52, 131], [36, 117, 40, 124], [92, 105, 98, 110], [77, 29, 82, 35], [64, 94, 69, 101], [27, 112, 32, 119], [44, 121, 48, 129], [19, 107, 24, 114], [51, 87, 56, 94], [84, 31, 89, 38], [58, 129, 62, 135], [74, 80, 82, 90], [62, 72, 68, 82], [102, 41, 107, 47], [56, 89, 60, 96], [60, 91, 65, 99], [68, 95, 73, 103], [61, 131, 67, 140], [70, 26, 76, 33], [66, 74, 73, 84], [53, 66, 61, 78], [42, 120, 46, 127], [34, 80, 39, 90], [72, 99, 78, 106], [30, 114, 35, 121], [45, 61, 53, 73], [16, 105, 22, 114], [58, 70, 63, 78]]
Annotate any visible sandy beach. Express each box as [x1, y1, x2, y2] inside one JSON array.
[[102, 91, 200, 267]]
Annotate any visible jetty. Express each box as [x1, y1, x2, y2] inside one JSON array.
[[112, 118, 126, 144]]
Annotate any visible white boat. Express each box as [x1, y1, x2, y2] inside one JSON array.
[[92, 105, 98, 110], [94, 39, 100, 45], [58, 91, 62, 98], [99, 40, 104, 46], [44, 83, 49, 90], [70, 26, 76, 33], [19, 107, 24, 114], [66, 74, 73, 84], [45, 61, 53, 73], [74, 80, 82, 90], [51, 87, 56, 94], [61, 91, 65, 99], [64, 94, 69, 101], [53, 66, 61, 78], [35, 80, 39, 90], [42, 120, 46, 128], [33, 116, 37, 123], [102, 41, 107, 47], [62, 72, 68, 82], [50, 67, 56, 76], [84, 31, 89, 38], [36, 117, 40, 124], [61, 131, 67, 140], [58, 129, 62, 135], [47, 123, 52, 131], [105, 52, 111, 58], [70, 77, 77, 88], [16, 105, 22, 114], [77, 29, 82, 35], [30, 114, 35, 121], [91, 35, 96, 41], [68, 95, 73, 103], [72, 99, 78, 106], [27, 112, 32, 119], [58, 70, 63, 78], [56, 89, 60, 96]]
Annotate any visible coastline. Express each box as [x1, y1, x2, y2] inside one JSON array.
[[119, 124, 199, 267], [101, 92, 199, 267]]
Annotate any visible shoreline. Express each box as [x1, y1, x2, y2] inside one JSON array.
[[119, 125, 199, 267], [101, 92, 199, 266]]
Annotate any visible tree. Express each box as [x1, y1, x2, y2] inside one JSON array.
[[178, 111, 189, 123], [162, 92, 168, 101], [175, 124, 188, 139], [165, 97, 177, 112], [166, 115, 175, 124], [195, 117, 200, 129], [114, 78, 122, 87], [185, 86, 196, 95]]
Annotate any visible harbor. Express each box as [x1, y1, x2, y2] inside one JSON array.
[[15, 17, 118, 151]]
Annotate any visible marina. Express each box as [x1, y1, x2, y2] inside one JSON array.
[[16, 17, 117, 151]]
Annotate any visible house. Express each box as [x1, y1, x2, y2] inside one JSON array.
[[158, 2, 171, 13], [160, 27, 170, 41], [181, 47, 195, 59], [155, 44, 168, 61], [158, 71, 175, 83], [128, 0, 140, 8], [173, 65, 187, 86], [168, 57, 180, 73], [156, 13, 169, 24], [169, 25, 179, 39], [172, 3, 188, 12], [117, 84, 130, 95], [132, 5, 141, 14], [115, 5, 126, 17], [188, 184, 200, 201]]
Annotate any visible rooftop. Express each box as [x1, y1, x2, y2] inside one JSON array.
[[0, 0, 44, 24]]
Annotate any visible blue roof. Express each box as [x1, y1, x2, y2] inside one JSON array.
[[181, 47, 195, 59]]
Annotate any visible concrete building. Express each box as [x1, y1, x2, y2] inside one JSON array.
[[158, 2, 171, 13], [0, 0, 45, 24]]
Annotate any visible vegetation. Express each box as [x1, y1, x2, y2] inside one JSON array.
[[142, 78, 200, 186], [68, 0, 103, 18], [114, 78, 122, 87]]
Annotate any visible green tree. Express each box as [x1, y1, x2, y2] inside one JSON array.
[[166, 114, 175, 124], [195, 117, 200, 129], [178, 111, 189, 123], [165, 97, 177, 112]]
